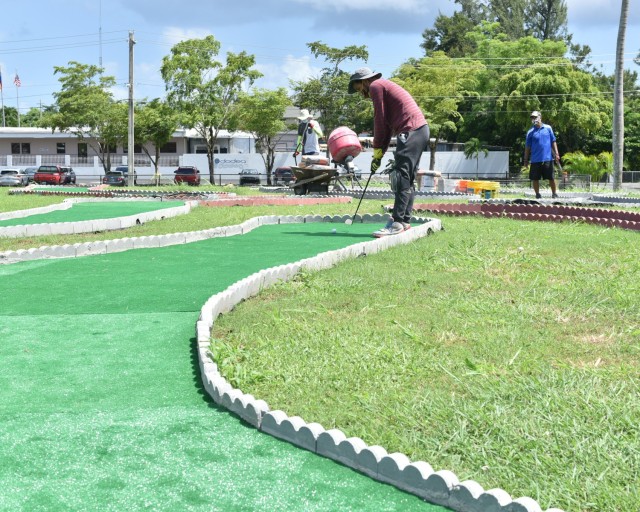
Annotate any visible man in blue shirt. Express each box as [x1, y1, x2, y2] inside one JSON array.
[[523, 111, 561, 199]]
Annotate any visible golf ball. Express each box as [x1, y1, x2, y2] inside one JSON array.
[[331, 228, 337, 234]]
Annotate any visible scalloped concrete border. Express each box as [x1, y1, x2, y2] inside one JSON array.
[[0, 198, 198, 240], [194, 216, 564, 512]]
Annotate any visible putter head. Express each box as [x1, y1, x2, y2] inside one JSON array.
[[345, 218, 353, 225]]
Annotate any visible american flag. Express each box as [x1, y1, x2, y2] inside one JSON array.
[[14, 74, 21, 87]]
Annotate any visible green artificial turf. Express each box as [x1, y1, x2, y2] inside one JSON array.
[[0, 200, 185, 227], [0, 222, 444, 511]]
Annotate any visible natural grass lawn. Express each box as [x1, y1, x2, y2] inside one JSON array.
[[211, 217, 640, 512], [2, 187, 640, 510]]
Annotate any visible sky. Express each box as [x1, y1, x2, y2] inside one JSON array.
[[0, 0, 637, 116]]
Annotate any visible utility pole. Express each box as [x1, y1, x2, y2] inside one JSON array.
[[128, 30, 135, 187]]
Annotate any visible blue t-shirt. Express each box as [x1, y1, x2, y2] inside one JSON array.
[[526, 124, 556, 163]]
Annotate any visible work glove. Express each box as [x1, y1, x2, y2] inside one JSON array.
[[292, 151, 300, 158], [371, 148, 384, 174]]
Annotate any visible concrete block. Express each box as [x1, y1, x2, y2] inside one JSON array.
[[335, 437, 367, 466], [477, 488, 512, 512], [260, 410, 288, 436], [24, 223, 53, 237], [233, 395, 269, 428], [261, 414, 307, 446], [75, 241, 108, 257], [105, 238, 135, 254], [210, 376, 232, 405], [422, 470, 459, 506], [160, 233, 187, 247], [448, 480, 485, 512], [506, 497, 544, 512], [377, 452, 411, 485], [297, 422, 325, 452], [316, 429, 347, 461], [220, 388, 243, 410], [196, 320, 211, 342], [71, 220, 93, 234], [397, 460, 433, 498], [355, 445, 387, 478]]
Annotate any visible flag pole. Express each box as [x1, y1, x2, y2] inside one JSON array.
[[0, 66, 5, 128], [15, 71, 20, 128]]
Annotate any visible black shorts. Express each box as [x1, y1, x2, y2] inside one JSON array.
[[529, 161, 554, 181]]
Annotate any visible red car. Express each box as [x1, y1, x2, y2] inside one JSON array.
[[33, 165, 76, 185], [174, 166, 201, 186]]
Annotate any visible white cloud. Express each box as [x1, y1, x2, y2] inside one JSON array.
[[162, 27, 213, 46], [254, 55, 322, 92], [292, 0, 429, 12]]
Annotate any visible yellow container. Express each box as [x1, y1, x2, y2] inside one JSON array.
[[467, 180, 500, 198]]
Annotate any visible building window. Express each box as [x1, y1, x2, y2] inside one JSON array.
[[56, 143, 66, 154], [78, 143, 88, 157], [160, 142, 177, 153], [123, 144, 143, 153], [11, 143, 31, 154]]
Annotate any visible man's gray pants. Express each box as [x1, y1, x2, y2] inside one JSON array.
[[391, 124, 430, 223]]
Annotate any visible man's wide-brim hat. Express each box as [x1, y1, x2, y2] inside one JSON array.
[[348, 67, 382, 94], [297, 109, 312, 120]]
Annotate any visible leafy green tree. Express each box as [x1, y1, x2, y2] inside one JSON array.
[[232, 88, 291, 185], [562, 151, 613, 182], [161, 36, 262, 183], [394, 52, 484, 170], [421, 11, 480, 57], [457, 24, 611, 168], [464, 137, 489, 177], [20, 107, 48, 127], [490, 0, 528, 39], [525, 0, 568, 41], [135, 99, 180, 184], [42, 61, 123, 173], [1, 107, 19, 127], [291, 41, 369, 141]]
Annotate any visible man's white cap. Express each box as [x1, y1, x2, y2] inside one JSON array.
[[297, 109, 313, 120], [530, 110, 542, 118]]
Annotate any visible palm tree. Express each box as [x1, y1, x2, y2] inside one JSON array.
[[612, 0, 628, 191], [464, 137, 489, 178]]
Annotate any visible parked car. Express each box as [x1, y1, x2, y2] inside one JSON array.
[[174, 166, 201, 186], [0, 168, 29, 187], [239, 169, 261, 186], [33, 165, 76, 185], [273, 166, 294, 185], [103, 166, 137, 186], [23, 166, 38, 183]]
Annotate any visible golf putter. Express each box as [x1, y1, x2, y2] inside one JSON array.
[[345, 171, 374, 225]]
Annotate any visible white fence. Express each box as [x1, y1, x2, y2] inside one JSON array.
[[4, 151, 509, 185]]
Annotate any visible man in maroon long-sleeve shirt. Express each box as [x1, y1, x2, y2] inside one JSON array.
[[348, 67, 430, 237]]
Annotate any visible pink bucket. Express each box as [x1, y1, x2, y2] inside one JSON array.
[[327, 127, 362, 163]]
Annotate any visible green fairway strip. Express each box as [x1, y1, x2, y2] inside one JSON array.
[[0, 200, 185, 227], [0, 223, 444, 511]]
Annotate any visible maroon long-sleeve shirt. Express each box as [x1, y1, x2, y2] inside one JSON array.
[[370, 78, 427, 152]]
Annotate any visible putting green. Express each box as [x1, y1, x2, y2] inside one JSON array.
[[31, 187, 90, 192], [0, 201, 185, 227], [0, 222, 445, 511]]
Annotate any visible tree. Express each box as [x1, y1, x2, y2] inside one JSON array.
[[394, 52, 484, 170], [1, 107, 19, 127], [612, 0, 629, 190], [161, 36, 262, 183], [232, 88, 291, 186], [41, 61, 123, 172], [135, 99, 180, 184], [525, 0, 568, 41], [291, 41, 369, 141], [464, 137, 489, 177]]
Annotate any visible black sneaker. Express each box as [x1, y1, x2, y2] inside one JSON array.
[[535, 193, 542, 199], [552, 193, 559, 198]]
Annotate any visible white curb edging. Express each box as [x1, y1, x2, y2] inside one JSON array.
[[0, 198, 197, 240], [193, 216, 564, 512]]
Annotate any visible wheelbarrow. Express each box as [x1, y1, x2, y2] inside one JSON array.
[[289, 165, 340, 195]]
